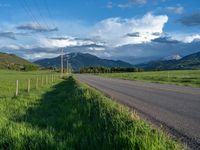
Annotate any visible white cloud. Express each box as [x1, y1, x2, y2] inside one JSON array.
[[24, 53, 60, 60], [41, 37, 78, 48], [164, 6, 184, 14], [0, 13, 168, 51], [182, 34, 200, 43], [91, 13, 168, 47], [118, 0, 147, 8], [168, 33, 200, 43], [0, 43, 34, 50], [40, 36, 104, 49], [2, 44, 21, 50], [88, 47, 105, 51]]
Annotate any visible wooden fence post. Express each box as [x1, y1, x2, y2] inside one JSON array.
[[36, 77, 38, 89], [27, 79, 30, 93], [52, 75, 53, 83], [42, 76, 44, 86], [46, 76, 48, 85], [15, 80, 19, 97]]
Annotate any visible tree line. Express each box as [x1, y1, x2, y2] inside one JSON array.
[[80, 67, 144, 73], [1, 63, 39, 71]]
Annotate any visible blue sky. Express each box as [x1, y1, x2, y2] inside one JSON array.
[[0, 0, 200, 63]]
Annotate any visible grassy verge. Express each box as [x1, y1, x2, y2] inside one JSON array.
[[97, 70, 200, 88], [0, 72, 183, 149]]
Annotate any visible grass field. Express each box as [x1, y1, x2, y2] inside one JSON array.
[[98, 70, 200, 88], [0, 70, 59, 98], [0, 70, 183, 149]]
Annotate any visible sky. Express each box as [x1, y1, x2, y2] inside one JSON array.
[[0, 0, 200, 64]]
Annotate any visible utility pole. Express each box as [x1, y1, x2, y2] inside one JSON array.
[[67, 57, 69, 74], [61, 49, 64, 78]]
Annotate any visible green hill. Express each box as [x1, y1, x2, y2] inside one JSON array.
[[0, 52, 38, 71], [137, 51, 200, 70], [35, 53, 133, 72]]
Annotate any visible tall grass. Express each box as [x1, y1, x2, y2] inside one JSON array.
[[98, 70, 200, 87], [0, 70, 183, 149]]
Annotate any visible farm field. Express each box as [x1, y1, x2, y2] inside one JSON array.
[[98, 70, 200, 88], [0, 70, 60, 98], [0, 70, 183, 149]]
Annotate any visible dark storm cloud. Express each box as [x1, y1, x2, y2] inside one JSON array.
[[152, 36, 180, 44], [125, 32, 140, 37], [17, 23, 58, 32], [49, 37, 70, 40], [0, 31, 16, 40], [49, 37, 95, 42], [152, 32, 161, 36], [110, 41, 200, 64], [179, 12, 200, 26]]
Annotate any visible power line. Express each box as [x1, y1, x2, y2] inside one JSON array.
[[31, 0, 51, 30], [61, 49, 64, 77], [43, 0, 60, 37], [20, 0, 42, 28], [42, 0, 65, 75], [20, 0, 65, 74], [43, 0, 57, 30]]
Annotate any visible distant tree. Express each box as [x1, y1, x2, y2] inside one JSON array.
[[80, 67, 143, 73]]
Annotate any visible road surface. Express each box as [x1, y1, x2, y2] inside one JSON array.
[[76, 74, 200, 149]]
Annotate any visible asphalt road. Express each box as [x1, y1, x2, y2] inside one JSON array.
[[76, 74, 200, 149]]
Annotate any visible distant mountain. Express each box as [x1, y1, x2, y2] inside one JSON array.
[[0, 52, 38, 70], [35, 52, 133, 72], [137, 51, 200, 70]]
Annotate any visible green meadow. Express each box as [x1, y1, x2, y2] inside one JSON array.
[[0, 70, 183, 149], [98, 70, 200, 88]]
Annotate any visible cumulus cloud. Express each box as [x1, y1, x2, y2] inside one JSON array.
[[4, 12, 200, 62], [41, 37, 79, 48], [0, 43, 106, 60], [167, 33, 200, 44], [17, 23, 58, 32], [164, 6, 184, 14], [182, 34, 200, 43], [91, 13, 168, 47], [179, 12, 200, 26], [40, 36, 105, 50]]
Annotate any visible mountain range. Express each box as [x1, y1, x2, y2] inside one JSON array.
[[34, 53, 133, 72], [1, 51, 200, 71], [137, 51, 200, 70]]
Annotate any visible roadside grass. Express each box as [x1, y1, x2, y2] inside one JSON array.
[[0, 70, 183, 149], [97, 70, 200, 88]]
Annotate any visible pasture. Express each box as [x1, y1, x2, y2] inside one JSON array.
[[98, 70, 200, 88], [0, 70, 182, 149]]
